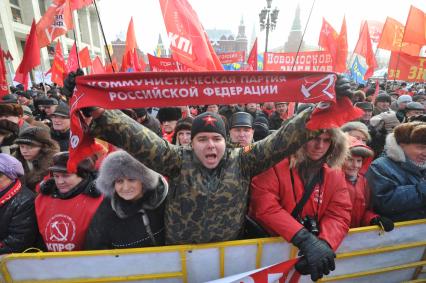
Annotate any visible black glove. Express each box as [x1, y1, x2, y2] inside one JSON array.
[[370, 216, 394, 232], [292, 228, 336, 282], [62, 68, 84, 98], [335, 75, 353, 99]]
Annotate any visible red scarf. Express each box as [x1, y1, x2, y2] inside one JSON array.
[[0, 180, 22, 207]]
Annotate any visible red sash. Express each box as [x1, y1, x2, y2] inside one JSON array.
[[0, 180, 22, 207]]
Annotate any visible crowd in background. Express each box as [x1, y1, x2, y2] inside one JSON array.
[[1, 76, 425, 281]]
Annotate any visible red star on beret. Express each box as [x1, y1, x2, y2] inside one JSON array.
[[203, 115, 217, 127]]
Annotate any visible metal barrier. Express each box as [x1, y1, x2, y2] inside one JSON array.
[[1, 219, 425, 283]]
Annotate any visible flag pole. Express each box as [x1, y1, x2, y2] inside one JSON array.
[[93, 0, 115, 72], [38, 60, 48, 95], [69, 6, 81, 69], [291, 0, 316, 71]]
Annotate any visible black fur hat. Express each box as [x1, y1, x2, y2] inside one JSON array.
[[157, 107, 181, 123]]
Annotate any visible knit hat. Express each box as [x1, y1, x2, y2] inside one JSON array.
[[15, 126, 57, 147], [191, 112, 226, 140], [0, 103, 23, 117], [51, 103, 70, 118], [375, 93, 392, 104], [96, 151, 161, 198], [355, 101, 373, 112], [394, 122, 426, 145], [397, 94, 412, 105], [1, 94, 18, 104], [0, 153, 24, 180], [230, 112, 253, 128], [157, 107, 181, 123], [253, 116, 270, 142], [341, 121, 371, 142]]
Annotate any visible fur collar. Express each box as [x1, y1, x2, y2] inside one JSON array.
[[290, 128, 349, 169], [384, 133, 406, 163]]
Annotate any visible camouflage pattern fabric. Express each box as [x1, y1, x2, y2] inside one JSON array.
[[90, 109, 318, 244]]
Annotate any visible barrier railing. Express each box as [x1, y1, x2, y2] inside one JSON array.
[[1, 219, 425, 283]]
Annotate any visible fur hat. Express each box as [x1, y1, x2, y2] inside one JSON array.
[[51, 103, 70, 118], [253, 116, 270, 142], [15, 126, 58, 148], [394, 122, 426, 145], [291, 128, 349, 169], [341, 121, 371, 142], [375, 93, 392, 104], [35, 96, 58, 106], [157, 107, 182, 123], [172, 117, 194, 144], [0, 120, 19, 136], [397, 94, 412, 106], [96, 151, 161, 198], [191, 111, 226, 140], [406, 102, 425, 111], [0, 103, 23, 117], [348, 136, 374, 158]]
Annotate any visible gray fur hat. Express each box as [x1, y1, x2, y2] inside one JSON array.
[[341, 121, 371, 142], [96, 151, 161, 197]]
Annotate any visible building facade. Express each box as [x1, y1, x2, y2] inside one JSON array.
[[208, 18, 248, 55], [0, 0, 105, 83]]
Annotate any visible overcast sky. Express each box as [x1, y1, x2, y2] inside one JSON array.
[[98, 0, 426, 55]]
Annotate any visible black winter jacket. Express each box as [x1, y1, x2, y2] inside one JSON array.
[[84, 179, 167, 250], [0, 181, 38, 254]]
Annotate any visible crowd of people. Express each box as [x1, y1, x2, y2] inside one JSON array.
[[1, 75, 425, 281]]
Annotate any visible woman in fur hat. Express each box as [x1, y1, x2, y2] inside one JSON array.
[[14, 126, 59, 191], [36, 152, 103, 252], [84, 151, 168, 250], [171, 117, 193, 146], [342, 136, 393, 231], [366, 122, 426, 221]]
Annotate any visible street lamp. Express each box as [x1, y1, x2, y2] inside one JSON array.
[[259, 0, 279, 53]]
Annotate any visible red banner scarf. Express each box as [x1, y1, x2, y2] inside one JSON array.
[[69, 71, 362, 171], [0, 180, 22, 207]]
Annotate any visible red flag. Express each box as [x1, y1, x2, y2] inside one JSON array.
[[247, 38, 258, 71], [36, 0, 73, 48], [79, 47, 91, 68], [354, 22, 377, 79], [335, 17, 348, 73], [139, 56, 147, 71], [378, 17, 422, 56], [91, 56, 104, 74], [318, 18, 339, 61], [124, 17, 137, 55], [159, 0, 224, 71], [0, 48, 8, 97], [50, 42, 67, 87], [70, 0, 92, 10], [14, 20, 40, 90], [402, 5, 426, 46], [66, 43, 79, 72], [132, 51, 141, 72]]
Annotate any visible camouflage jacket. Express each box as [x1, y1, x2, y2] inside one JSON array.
[[90, 109, 318, 245]]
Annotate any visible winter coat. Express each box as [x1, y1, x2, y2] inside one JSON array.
[[51, 129, 70, 151], [84, 176, 168, 250], [366, 133, 426, 221], [90, 109, 319, 245], [35, 176, 103, 252], [345, 176, 378, 228], [250, 159, 351, 251], [0, 180, 38, 254]]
